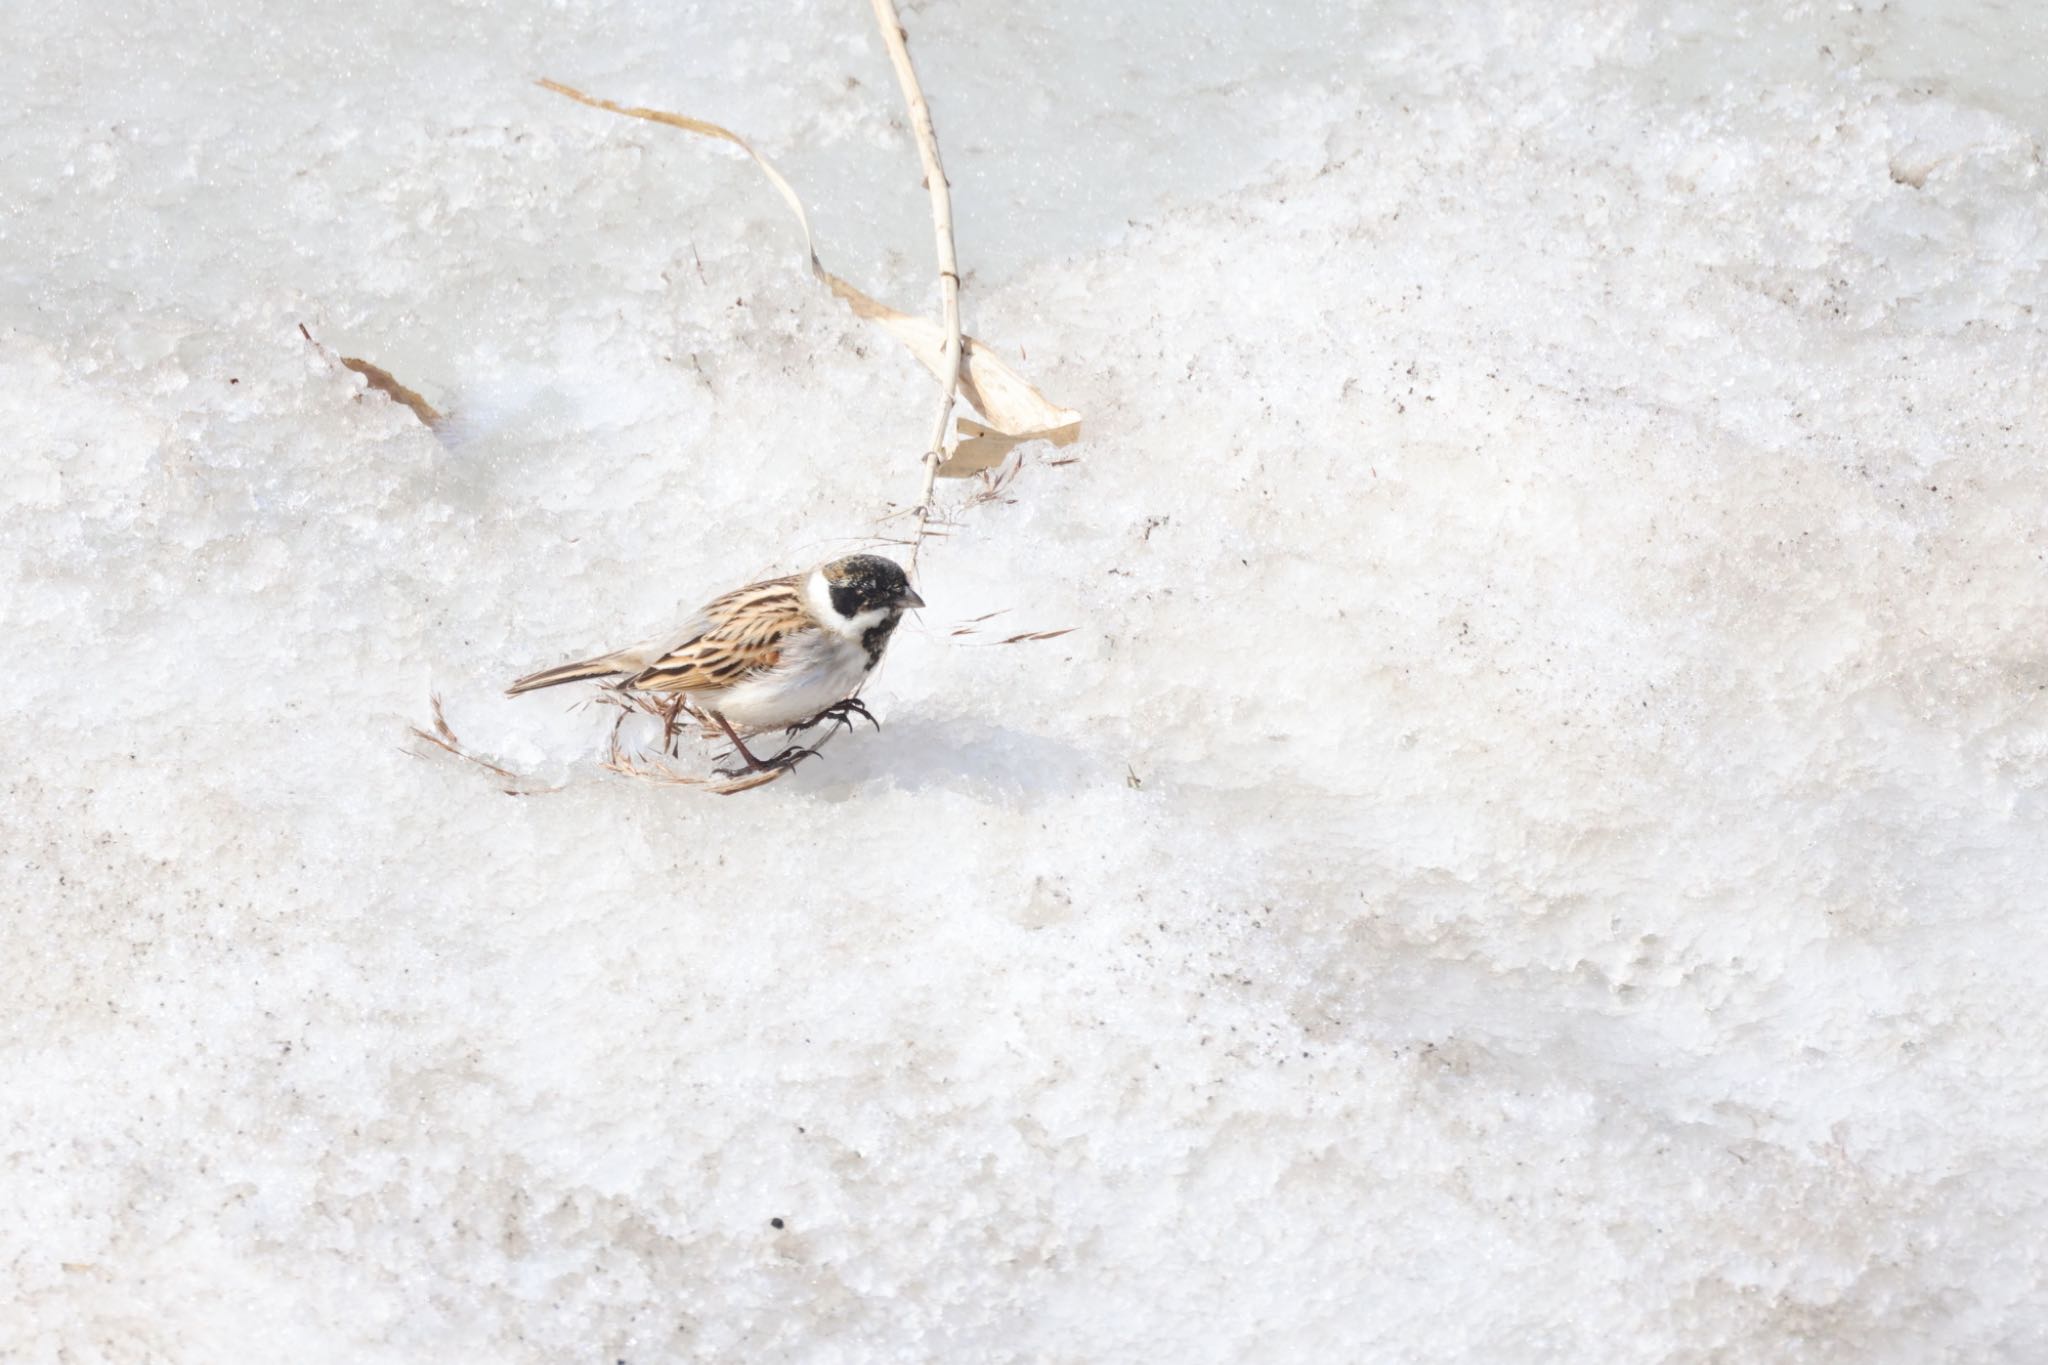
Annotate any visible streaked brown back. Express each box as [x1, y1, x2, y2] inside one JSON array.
[[628, 575, 807, 694]]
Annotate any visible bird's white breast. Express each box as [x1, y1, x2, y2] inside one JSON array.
[[700, 626, 873, 730]]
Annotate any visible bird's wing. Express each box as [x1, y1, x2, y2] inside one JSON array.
[[628, 574, 809, 694]]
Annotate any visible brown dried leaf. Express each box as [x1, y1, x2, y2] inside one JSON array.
[[935, 438, 1013, 479], [940, 417, 1083, 477], [341, 357, 441, 428], [822, 276, 1081, 436], [997, 628, 1076, 645]]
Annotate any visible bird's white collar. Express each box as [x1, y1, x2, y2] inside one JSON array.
[[805, 566, 889, 641]]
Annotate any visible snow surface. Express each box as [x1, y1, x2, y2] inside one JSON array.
[[6, 0, 2048, 1360]]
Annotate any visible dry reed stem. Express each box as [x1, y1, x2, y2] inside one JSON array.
[[866, 0, 962, 574]]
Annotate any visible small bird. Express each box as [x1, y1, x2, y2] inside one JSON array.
[[507, 553, 924, 773]]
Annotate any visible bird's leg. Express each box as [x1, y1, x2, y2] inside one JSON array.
[[785, 697, 882, 738], [711, 712, 774, 773], [711, 712, 826, 778]]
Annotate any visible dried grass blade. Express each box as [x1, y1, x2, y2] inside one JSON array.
[[950, 609, 1011, 634], [600, 752, 788, 795], [538, 78, 823, 275], [407, 694, 561, 795]]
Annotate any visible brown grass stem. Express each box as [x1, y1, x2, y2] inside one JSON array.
[[866, 0, 962, 573]]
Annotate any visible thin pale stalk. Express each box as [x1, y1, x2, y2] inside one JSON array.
[[867, 0, 961, 571]]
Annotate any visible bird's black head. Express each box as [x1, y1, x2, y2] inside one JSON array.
[[822, 554, 924, 620]]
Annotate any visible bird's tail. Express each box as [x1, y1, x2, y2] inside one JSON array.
[[504, 651, 636, 696]]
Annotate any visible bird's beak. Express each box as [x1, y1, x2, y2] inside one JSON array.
[[897, 586, 926, 610]]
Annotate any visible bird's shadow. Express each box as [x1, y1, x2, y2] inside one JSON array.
[[776, 712, 1105, 801]]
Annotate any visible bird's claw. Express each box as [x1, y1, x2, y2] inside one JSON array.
[[714, 743, 825, 779], [786, 698, 881, 738]]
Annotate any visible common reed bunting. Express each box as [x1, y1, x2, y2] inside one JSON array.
[[508, 554, 924, 773]]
